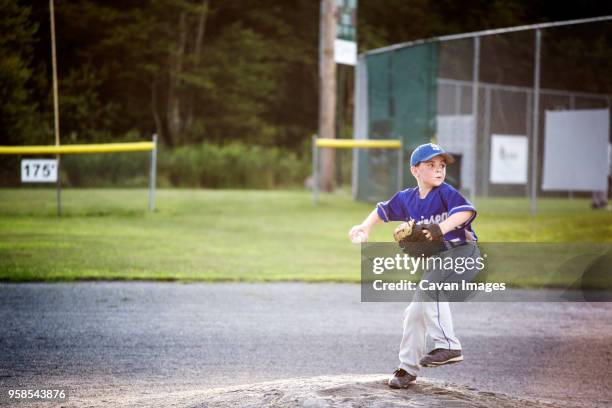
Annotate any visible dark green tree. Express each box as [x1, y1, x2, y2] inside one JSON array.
[[5, 0, 610, 152], [0, 0, 49, 145]]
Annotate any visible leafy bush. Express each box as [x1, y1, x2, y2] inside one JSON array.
[[60, 152, 150, 188], [159, 142, 310, 189]]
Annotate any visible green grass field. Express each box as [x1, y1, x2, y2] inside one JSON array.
[[0, 188, 610, 285]]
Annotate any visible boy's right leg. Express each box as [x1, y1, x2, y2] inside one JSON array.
[[389, 300, 425, 388], [398, 300, 426, 375]]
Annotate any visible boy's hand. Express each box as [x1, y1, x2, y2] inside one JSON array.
[[422, 224, 444, 241], [348, 225, 369, 244]]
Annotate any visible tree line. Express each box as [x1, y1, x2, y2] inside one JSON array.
[[1, 0, 610, 151]]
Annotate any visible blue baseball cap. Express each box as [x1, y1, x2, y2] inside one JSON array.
[[410, 143, 455, 166]]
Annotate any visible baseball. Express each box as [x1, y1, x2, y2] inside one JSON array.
[[351, 231, 366, 244]]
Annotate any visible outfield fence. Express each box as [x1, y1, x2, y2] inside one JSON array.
[[0, 136, 158, 213]]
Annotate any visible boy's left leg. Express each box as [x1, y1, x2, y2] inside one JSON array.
[[418, 243, 482, 366], [424, 298, 461, 350], [420, 299, 463, 366]]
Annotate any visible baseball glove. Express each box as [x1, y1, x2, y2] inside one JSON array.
[[393, 221, 442, 258], [393, 220, 425, 243]]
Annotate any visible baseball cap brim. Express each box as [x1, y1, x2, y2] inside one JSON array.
[[416, 152, 455, 165]]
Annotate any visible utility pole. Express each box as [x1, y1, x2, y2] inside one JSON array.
[[50, 0, 62, 216], [318, 0, 337, 192]]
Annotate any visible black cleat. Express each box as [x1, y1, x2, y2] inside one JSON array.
[[388, 368, 417, 388], [420, 348, 463, 367]]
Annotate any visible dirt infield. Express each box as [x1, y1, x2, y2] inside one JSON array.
[[62, 375, 559, 408], [1, 282, 610, 408]]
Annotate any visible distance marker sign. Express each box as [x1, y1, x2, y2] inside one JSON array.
[[21, 159, 58, 183]]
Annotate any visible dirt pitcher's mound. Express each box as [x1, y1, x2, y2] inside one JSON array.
[[166, 374, 554, 408]]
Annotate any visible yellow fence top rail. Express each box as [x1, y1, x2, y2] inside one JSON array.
[[0, 142, 155, 155], [315, 138, 402, 149]]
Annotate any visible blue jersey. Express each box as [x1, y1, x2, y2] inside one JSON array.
[[376, 182, 478, 243]]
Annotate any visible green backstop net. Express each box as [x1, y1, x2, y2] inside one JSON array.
[[354, 42, 438, 202]]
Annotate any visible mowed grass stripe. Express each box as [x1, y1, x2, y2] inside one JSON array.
[[0, 189, 610, 283]]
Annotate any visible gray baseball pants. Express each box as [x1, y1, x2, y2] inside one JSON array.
[[398, 242, 481, 376]]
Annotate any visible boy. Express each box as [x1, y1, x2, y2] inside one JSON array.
[[348, 143, 480, 389]]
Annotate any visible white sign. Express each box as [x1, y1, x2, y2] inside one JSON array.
[[21, 159, 58, 183], [542, 109, 609, 191], [334, 39, 357, 66], [489, 135, 528, 184]]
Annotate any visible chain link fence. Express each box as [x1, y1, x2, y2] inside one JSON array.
[[355, 17, 612, 208]]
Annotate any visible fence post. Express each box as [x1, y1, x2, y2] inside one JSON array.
[[149, 134, 157, 212], [482, 87, 491, 197], [56, 156, 62, 217], [525, 91, 532, 199], [530, 29, 541, 216], [471, 36, 480, 202], [312, 135, 319, 205], [455, 84, 462, 115], [397, 145, 404, 192]]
